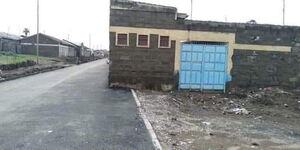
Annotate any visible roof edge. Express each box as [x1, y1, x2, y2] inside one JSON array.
[[110, 0, 177, 13]]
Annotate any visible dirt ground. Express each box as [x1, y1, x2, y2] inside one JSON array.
[[136, 87, 300, 150], [0, 59, 72, 82]]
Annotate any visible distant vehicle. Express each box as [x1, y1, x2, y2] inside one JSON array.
[[106, 59, 110, 64]]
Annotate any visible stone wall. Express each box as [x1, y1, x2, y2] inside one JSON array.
[[110, 9, 178, 29], [110, 0, 300, 48], [109, 32, 176, 90], [21, 45, 59, 57], [231, 50, 300, 88], [110, 0, 300, 90]]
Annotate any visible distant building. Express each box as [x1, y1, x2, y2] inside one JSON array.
[[95, 49, 109, 58], [0, 32, 21, 53], [20, 33, 76, 57], [62, 40, 81, 58], [62, 40, 92, 57], [79, 43, 92, 57], [93, 49, 109, 59]]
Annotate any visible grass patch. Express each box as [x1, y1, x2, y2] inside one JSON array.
[[0, 52, 57, 65]]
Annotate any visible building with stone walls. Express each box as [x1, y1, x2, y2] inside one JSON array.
[[20, 33, 77, 58], [109, 0, 300, 91]]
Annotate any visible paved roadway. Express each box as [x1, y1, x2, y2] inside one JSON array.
[[0, 60, 154, 150]]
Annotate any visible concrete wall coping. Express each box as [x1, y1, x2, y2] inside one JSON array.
[[111, 0, 177, 13]]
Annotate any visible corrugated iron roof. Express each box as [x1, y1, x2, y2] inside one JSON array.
[[22, 33, 76, 47], [39, 33, 73, 46], [62, 39, 81, 47]]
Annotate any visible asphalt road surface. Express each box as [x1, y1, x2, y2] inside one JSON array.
[[0, 60, 154, 150]]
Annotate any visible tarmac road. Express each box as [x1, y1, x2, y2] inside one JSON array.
[[0, 59, 154, 150]]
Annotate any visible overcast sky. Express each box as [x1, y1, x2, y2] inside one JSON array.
[[0, 0, 299, 49]]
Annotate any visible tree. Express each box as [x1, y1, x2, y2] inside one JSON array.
[[23, 28, 30, 37], [246, 20, 257, 25]]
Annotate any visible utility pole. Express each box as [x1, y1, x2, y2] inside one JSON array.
[[283, 0, 285, 25], [190, 0, 193, 20], [188, 0, 193, 41], [36, 0, 40, 64], [89, 33, 92, 51]]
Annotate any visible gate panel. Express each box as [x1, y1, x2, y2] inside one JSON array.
[[179, 43, 228, 90]]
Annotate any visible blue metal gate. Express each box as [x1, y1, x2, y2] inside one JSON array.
[[179, 43, 229, 91]]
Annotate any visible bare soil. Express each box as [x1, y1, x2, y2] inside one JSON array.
[[137, 87, 300, 150]]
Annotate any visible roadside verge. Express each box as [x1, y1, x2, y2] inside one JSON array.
[[131, 89, 162, 150], [0, 64, 71, 83]]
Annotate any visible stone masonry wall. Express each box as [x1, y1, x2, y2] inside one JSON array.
[[110, 0, 300, 89], [110, 1, 300, 48], [20, 34, 61, 57], [231, 50, 300, 88], [109, 32, 176, 90], [21, 45, 59, 57]]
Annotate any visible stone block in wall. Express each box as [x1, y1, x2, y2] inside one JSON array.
[[295, 36, 300, 42], [291, 46, 300, 54]]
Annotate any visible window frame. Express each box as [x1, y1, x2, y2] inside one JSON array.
[[158, 35, 171, 48], [136, 34, 150, 48], [115, 32, 129, 46]]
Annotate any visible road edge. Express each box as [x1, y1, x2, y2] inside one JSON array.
[[131, 89, 162, 150], [0, 66, 68, 83]]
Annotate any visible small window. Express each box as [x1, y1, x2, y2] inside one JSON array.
[[159, 36, 170, 48], [116, 33, 128, 46], [137, 34, 149, 47]]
